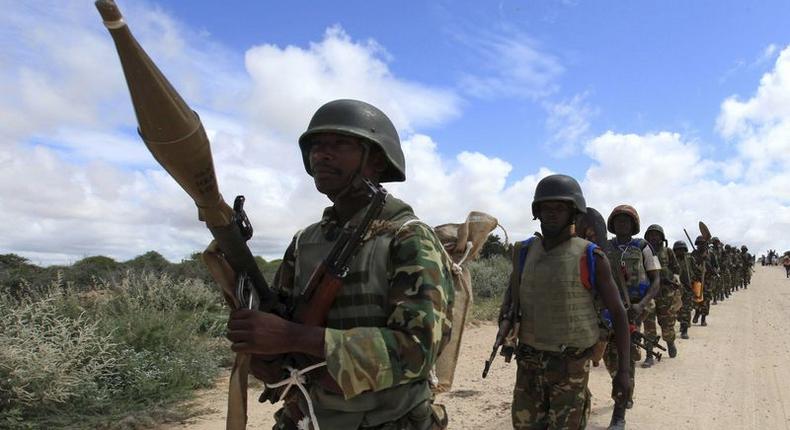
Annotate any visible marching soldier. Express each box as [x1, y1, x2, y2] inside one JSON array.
[[673, 240, 703, 339], [641, 224, 681, 364], [504, 175, 631, 430], [692, 236, 715, 327], [741, 245, 753, 288], [227, 100, 455, 430], [602, 205, 661, 429]]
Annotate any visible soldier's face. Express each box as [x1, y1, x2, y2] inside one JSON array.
[[307, 133, 365, 197], [538, 201, 573, 237], [612, 214, 632, 236], [646, 231, 663, 247]]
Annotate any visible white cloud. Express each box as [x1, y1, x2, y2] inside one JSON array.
[[243, 25, 460, 139], [544, 93, 597, 157], [1, 2, 787, 267], [455, 29, 564, 100], [717, 46, 790, 181]]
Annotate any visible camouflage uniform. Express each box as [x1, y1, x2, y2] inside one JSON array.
[[271, 195, 454, 430], [693, 246, 716, 320], [675, 245, 703, 336], [741, 248, 753, 288], [511, 235, 601, 430], [642, 245, 680, 344], [512, 345, 593, 429], [602, 237, 658, 407]]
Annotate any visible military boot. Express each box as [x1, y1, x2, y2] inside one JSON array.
[[667, 341, 677, 358], [641, 350, 655, 368], [700, 315, 708, 327], [692, 310, 700, 324], [680, 324, 689, 339], [608, 405, 627, 430]]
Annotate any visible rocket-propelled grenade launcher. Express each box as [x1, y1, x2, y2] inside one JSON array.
[[95, 0, 279, 313]]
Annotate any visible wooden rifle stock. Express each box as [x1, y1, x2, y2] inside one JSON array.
[[293, 263, 345, 327]]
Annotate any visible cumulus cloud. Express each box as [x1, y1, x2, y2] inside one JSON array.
[[0, 3, 466, 265], [2, 2, 787, 267], [717, 46, 790, 179]]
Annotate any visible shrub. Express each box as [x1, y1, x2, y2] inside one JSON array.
[[0, 272, 230, 429], [468, 254, 511, 300]]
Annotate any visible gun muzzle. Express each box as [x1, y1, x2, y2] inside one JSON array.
[[96, 0, 232, 227]]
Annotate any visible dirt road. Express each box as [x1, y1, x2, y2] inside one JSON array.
[[160, 266, 790, 429]]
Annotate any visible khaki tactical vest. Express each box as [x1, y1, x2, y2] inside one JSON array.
[[518, 236, 600, 352], [293, 195, 431, 428], [606, 238, 649, 300]]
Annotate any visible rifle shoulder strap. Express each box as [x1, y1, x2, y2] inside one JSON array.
[[509, 236, 537, 322]]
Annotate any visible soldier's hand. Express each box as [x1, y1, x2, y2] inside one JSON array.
[[612, 370, 632, 406], [226, 309, 298, 355], [629, 302, 644, 318]]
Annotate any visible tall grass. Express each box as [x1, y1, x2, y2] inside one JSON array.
[[0, 272, 230, 429], [467, 255, 511, 321]]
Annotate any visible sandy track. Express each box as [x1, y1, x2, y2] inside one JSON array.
[[160, 266, 790, 429]]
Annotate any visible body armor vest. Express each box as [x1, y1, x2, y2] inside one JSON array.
[[605, 238, 649, 300], [518, 236, 600, 352], [293, 195, 430, 426], [656, 246, 673, 284]]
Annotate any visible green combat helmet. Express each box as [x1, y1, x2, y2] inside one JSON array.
[[299, 99, 405, 182], [673, 240, 688, 252], [645, 224, 665, 239], [694, 235, 706, 247], [531, 174, 587, 219]]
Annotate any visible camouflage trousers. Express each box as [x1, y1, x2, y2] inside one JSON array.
[[643, 284, 678, 343], [512, 344, 592, 430], [743, 269, 751, 287], [604, 329, 638, 406], [272, 399, 447, 430], [678, 285, 693, 327], [695, 279, 713, 316]]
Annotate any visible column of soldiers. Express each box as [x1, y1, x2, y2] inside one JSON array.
[[498, 183, 757, 430], [213, 100, 756, 430]]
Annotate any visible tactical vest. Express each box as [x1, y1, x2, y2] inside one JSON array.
[[678, 253, 693, 286], [656, 246, 673, 284], [606, 238, 650, 300], [293, 195, 431, 428], [518, 236, 600, 352]]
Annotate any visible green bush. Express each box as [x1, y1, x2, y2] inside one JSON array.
[[468, 255, 510, 300], [467, 255, 511, 321], [0, 272, 231, 429]]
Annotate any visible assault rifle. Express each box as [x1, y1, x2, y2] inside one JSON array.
[[482, 310, 515, 378], [292, 178, 387, 326], [630, 329, 666, 362], [95, 0, 280, 314]]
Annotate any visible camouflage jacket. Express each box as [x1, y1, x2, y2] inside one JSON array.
[[273, 194, 454, 401], [677, 251, 704, 286]]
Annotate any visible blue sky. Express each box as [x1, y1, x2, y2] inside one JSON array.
[[149, 0, 790, 180], [1, 1, 788, 265]]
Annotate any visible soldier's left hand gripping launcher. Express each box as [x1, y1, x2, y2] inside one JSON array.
[[95, 0, 281, 314]]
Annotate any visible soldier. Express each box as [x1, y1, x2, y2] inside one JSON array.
[[673, 240, 703, 340], [602, 205, 661, 429], [641, 224, 681, 365], [715, 239, 730, 304], [226, 100, 454, 430], [508, 175, 631, 430], [741, 245, 753, 288], [692, 236, 716, 327]]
